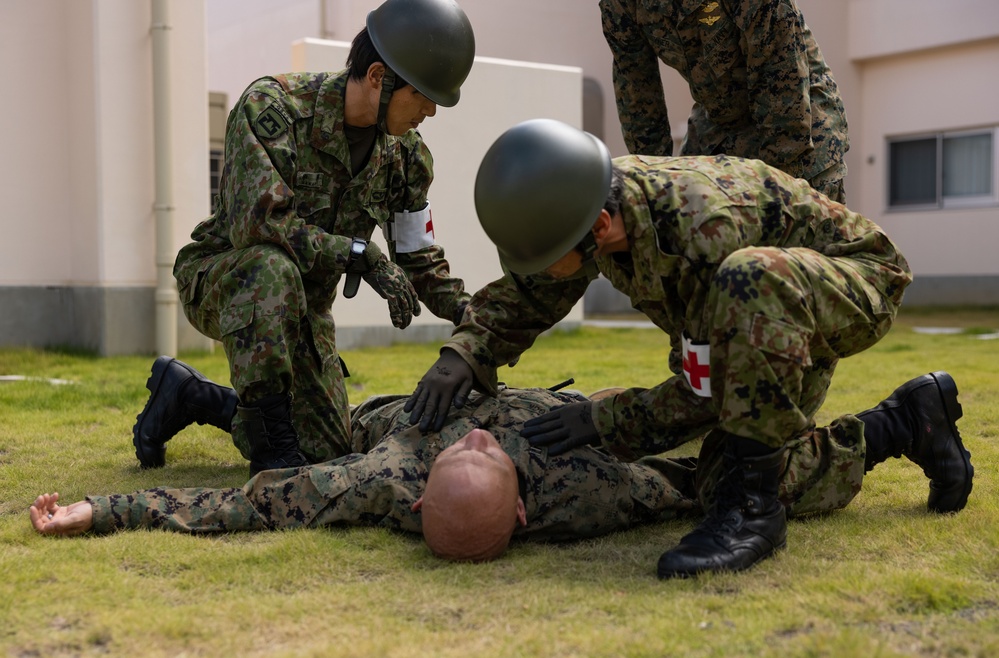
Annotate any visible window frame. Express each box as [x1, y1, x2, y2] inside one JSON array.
[[886, 126, 999, 212], [209, 148, 224, 214]]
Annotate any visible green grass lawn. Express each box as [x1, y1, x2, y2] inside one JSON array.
[[2, 307, 998, 657]]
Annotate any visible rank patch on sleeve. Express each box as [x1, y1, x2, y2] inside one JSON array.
[[255, 106, 289, 139]]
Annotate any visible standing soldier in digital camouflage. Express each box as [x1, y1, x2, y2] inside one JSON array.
[[601, 0, 849, 201], [404, 119, 973, 577], [132, 0, 476, 477], [32, 377, 967, 564]]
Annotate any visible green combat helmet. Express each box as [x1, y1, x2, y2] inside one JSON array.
[[474, 118, 612, 275], [367, 0, 476, 108]]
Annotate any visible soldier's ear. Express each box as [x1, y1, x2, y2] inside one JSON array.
[[516, 497, 526, 527], [411, 496, 424, 513], [366, 62, 386, 89], [592, 209, 613, 240]]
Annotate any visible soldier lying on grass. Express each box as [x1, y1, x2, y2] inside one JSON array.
[[31, 362, 972, 565]]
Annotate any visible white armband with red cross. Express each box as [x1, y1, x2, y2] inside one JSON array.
[[390, 204, 435, 254], [682, 332, 712, 398]]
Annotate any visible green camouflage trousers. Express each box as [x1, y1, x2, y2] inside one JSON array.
[[180, 244, 356, 463], [88, 389, 868, 538], [708, 246, 901, 449]]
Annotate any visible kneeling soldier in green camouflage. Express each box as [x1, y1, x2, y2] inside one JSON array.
[[34, 370, 969, 565], [404, 119, 974, 576], [151, 0, 476, 478]]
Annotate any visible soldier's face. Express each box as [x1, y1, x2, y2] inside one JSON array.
[[435, 429, 515, 474], [543, 249, 584, 279], [542, 209, 625, 278], [385, 85, 438, 136]]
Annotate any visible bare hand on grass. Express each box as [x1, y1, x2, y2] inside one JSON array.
[[29, 492, 94, 536]]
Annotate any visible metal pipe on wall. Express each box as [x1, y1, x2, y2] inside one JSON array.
[[151, 0, 178, 356]]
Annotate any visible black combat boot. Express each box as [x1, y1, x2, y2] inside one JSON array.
[[239, 394, 309, 477], [858, 371, 973, 513], [133, 356, 239, 468], [657, 437, 786, 579]]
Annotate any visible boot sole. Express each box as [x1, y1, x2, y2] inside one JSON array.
[[927, 371, 974, 513], [132, 356, 172, 469]]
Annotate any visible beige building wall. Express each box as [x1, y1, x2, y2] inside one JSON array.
[[848, 0, 999, 303], [0, 0, 211, 354]]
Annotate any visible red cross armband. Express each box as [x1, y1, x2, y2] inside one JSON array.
[[390, 204, 436, 254], [682, 332, 712, 398]]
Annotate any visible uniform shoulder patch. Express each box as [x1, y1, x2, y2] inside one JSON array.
[[254, 105, 290, 139]]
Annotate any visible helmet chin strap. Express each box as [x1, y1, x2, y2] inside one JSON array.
[[376, 68, 397, 133], [575, 232, 600, 278]]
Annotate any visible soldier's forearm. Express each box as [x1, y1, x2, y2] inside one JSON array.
[[87, 487, 269, 534]]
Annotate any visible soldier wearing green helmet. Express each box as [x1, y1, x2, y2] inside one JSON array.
[[405, 119, 974, 579], [137, 0, 476, 478]]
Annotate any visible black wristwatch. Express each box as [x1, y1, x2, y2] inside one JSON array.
[[343, 238, 368, 299]]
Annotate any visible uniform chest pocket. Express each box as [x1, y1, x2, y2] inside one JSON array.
[[364, 167, 391, 227], [295, 188, 332, 223], [692, 16, 748, 122]]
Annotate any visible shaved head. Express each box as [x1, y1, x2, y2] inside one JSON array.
[[413, 429, 526, 562]]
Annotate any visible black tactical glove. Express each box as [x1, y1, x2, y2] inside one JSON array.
[[520, 400, 599, 456], [404, 348, 475, 432], [360, 241, 421, 330]]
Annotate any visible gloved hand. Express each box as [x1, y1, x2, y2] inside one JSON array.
[[404, 348, 475, 432], [362, 242, 421, 330], [520, 400, 599, 456]]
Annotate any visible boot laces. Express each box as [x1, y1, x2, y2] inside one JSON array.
[[701, 462, 749, 534]]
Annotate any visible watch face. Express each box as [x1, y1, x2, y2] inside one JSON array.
[[352, 240, 365, 255]]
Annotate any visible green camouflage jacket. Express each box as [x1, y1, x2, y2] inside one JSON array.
[[600, 0, 848, 184], [173, 70, 467, 320], [444, 155, 909, 458]]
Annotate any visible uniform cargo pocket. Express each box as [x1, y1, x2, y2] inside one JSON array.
[[295, 189, 332, 219], [748, 313, 812, 367], [308, 463, 352, 501], [177, 263, 210, 305], [220, 302, 254, 336]]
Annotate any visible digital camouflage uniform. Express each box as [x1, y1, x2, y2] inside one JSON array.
[[446, 154, 911, 512], [600, 0, 849, 201], [87, 386, 873, 537], [173, 70, 468, 464]]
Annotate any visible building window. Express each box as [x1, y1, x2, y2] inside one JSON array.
[[209, 149, 223, 213], [888, 128, 996, 210]]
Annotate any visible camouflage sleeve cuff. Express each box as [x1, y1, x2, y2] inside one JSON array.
[[591, 396, 627, 458], [442, 340, 499, 396], [315, 232, 358, 276], [86, 496, 121, 535]]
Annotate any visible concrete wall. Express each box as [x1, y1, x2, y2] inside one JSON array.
[[0, 0, 211, 354]]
